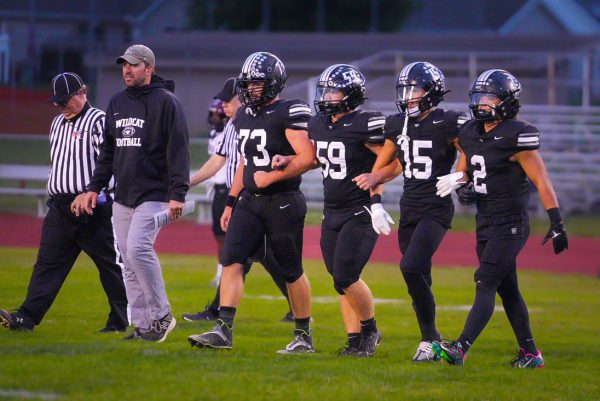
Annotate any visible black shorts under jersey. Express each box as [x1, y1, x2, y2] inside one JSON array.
[[220, 189, 307, 283]]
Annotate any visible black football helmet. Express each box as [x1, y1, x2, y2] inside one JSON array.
[[396, 61, 447, 116], [314, 64, 366, 116], [236, 52, 288, 110], [469, 69, 521, 120]]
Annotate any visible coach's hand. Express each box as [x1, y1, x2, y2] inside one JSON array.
[[168, 200, 184, 221], [436, 171, 466, 197], [456, 183, 478, 205], [220, 206, 232, 232], [364, 204, 394, 235]]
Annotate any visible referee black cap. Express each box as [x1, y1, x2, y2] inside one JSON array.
[[49, 72, 85, 103], [214, 77, 237, 102]]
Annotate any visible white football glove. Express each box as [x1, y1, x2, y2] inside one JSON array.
[[436, 172, 466, 198], [364, 204, 394, 235]]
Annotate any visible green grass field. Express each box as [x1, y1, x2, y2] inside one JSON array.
[[0, 247, 598, 401]]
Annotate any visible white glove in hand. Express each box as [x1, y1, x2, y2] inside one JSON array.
[[436, 172, 466, 197], [364, 203, 394, 235]]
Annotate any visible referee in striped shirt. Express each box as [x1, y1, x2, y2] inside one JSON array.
[[182, 77, 292, 322], [0, 72, 128, 333]]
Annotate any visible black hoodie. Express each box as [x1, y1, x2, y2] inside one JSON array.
[[88, 74, 190, 207]]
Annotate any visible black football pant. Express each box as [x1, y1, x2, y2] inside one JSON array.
[[19, 196, 128, 328], [459, 213, 537, 354], [398, 217, 448, 342]]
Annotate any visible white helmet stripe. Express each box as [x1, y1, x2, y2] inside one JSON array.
[[241, 52, 261, 74], [319, 64, 343, 82], [399, 62, 420, 81]]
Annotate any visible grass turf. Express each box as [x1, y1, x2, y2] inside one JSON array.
[[0, 247, 598, 401]]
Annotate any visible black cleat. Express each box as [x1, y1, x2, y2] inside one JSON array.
[[334, 342, 360, 357], [188, 319, 233, 349], [356, 330, 382, 358], [136, 313, 176, 343], [432, 340, 465, 366], [510, 348, 544, 368], [277, 329, 315, 354], [181, 306, 218, 322], [122, 327, 142, 340], [98, 323, 128, 333], [0, 309, 34, 331], [280, 311, 294, 323]]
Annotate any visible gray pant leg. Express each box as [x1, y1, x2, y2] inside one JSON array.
[[112, 202, 151, 330], [127, 201, 170, 321]]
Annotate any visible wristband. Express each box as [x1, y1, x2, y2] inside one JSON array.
[[370, 194, 382, 205], [547, 207, 562, 225], [225, 195, 237, 208]]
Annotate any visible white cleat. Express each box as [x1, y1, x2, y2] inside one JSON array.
[[413, 341, 442, 363]]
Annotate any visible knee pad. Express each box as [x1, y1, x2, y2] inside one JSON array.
[[475, 280, 498, 294], [400, 257, 431, 275], [281, 263, 303, 284], [333, 275, 359, 296]]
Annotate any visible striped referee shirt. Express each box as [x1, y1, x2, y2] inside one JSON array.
[[215, 118, 241, 188], [47, 104, 107, 196]]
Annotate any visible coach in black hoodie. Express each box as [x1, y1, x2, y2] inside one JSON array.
[[75, 44, 190, 342]]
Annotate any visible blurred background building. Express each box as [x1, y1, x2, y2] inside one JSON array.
[[1, 0, 599, 214]]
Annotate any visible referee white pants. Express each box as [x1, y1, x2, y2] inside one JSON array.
[[112, 201, 170, 330]]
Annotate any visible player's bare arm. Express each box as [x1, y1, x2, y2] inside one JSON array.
[[254, 129, 316, 188]]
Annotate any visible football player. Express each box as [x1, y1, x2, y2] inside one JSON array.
[[299, 64, 398, 356], [353, 62, 468, 362], [188, 52, 316, 353], [432, 69, 568, 368]]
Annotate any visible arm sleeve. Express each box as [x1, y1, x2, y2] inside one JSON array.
[[515, 124, 540, 151], [164, 95, 191, 202], [383, 115, 401, 142], [87, 104, 115, 193], [365, 113, 386, 144], [284, 101, 312, 130]]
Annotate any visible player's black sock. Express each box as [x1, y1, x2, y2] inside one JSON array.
[[218, 306, 236, 330], [348, 332, 361, 349], [402, 271, 441, 341], [294, 317, 310, 335], [208, 286, 220, 312], [360, 317, 377, 336], [460, 280, 498, 351], [497, 276, 537, 354]]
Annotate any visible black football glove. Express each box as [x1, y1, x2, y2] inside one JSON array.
[[456, 183, 479, 205], [541, 208, 568, 254]]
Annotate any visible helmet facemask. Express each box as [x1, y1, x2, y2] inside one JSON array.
[[469, 91, 520, 121], [236, 76, 285, 109]]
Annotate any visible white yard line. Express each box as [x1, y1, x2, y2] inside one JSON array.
[[0, 389, 61, 400], [244, 294, 539, 312]]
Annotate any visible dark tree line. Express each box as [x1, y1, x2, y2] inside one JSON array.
[[188, 0, 420, 32]]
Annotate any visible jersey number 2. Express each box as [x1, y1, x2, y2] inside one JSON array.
[[471, 155, 488, 194]]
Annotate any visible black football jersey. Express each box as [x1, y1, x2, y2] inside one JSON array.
[[384, 108, 467, 206], [458, 118, 540, 216], [308, 110, 385, 209], [234, 99, 312, 194]]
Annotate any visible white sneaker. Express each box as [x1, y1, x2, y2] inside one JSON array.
[[413, 341, 441, 362]]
